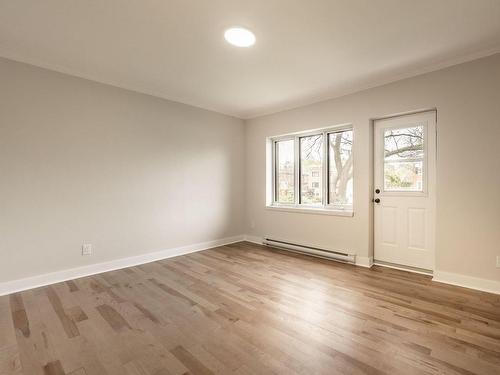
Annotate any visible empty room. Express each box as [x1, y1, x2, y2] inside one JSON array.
[[1, 1, 500, 374]]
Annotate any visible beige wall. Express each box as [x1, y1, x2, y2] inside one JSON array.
[[245, 53, 500, 282], [0, 57, 245, 283], [1, 53, 499, 287]]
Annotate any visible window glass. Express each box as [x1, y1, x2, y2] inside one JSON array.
[[276, 139, 295, 203], [300, 135, 323, 205], [328, 130, 353, 206], [271, 126, 354, 211], [384, 125, 424, 191]]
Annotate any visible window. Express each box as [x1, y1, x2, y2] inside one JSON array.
[[384, 125, 424, 192], [300, 135, 323, 205], [328, 130, 353, 206], [270, 126, 354, 214], [275, 139, 295, 203]]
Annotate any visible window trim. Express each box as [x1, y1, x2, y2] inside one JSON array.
[[268, 124, 354, 216]]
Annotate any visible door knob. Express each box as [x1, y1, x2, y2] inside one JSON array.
[[373, 198, 380, 203], [375, 189, 380, 194]]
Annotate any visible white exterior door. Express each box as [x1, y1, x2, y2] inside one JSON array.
[[374, 111, 436, 271]]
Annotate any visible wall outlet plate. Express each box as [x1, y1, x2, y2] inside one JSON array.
[[82, 243, 92, 256]]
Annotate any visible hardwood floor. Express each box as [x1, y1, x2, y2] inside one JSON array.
[[1, 241, 500, 375]]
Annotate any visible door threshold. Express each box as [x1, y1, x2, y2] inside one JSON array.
[[373, 260, 433, 276]]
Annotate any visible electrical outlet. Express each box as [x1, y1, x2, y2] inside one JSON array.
[[497, 256, 500, 268], [82, 243, 92, 256]]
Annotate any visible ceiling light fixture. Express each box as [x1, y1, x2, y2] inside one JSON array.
[[224, 27, 256, 47]]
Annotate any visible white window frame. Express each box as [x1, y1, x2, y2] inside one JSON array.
[[267, 124, 354, 217]]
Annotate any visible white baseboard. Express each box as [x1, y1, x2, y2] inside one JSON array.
[[243, 236, 498, 294], [5, 235, 496, 297], [433, 270, 500, 295], [0, 235, 245, 297], [355, 256, 374, 268], [243, 235, 263, 244], [373, 261, 432, 276]]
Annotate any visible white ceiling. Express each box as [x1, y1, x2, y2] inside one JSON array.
[[1, 1, 500, 119]]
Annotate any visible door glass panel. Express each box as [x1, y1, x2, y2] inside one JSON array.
[[384, 125, 424, 191], [276, 139, 295, 203], [300, 135, 323, 204]]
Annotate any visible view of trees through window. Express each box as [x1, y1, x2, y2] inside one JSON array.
[[384, 125, 424, 191], [276, 139, 294, 203], [300, 135, 323, 205], [329, 130, 353, 206], [273, 127, 354, 209]]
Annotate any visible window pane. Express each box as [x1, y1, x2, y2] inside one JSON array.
[[300, 135, 323, 205], [384, 125, 424, 191], [276, 139, 294, 203], [328, 130, 353, 206]]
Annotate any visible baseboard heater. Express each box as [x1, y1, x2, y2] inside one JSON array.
[[263, 238, 356, 264]]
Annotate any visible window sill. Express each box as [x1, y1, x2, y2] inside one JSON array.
[[265, 205, 354, 217]]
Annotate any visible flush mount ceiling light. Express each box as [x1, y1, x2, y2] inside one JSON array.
[[224, 27, 256, 47]]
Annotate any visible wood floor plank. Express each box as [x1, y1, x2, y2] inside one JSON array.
[[170, 345, 214, 375], [10, 294, 31, 338], [0, 345, 23, 375], [0, 296, 18, 350], [44, 287, 79, 339], [1, 241, 500, 374], [95, 304, 131, 332], [43, 360, 65, 375]]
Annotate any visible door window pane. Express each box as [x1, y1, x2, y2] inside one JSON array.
[[276, 139, 295, 203], [384, 125, 424, 191], [328, 130, 353, 206], [300, 135, 323, 204]]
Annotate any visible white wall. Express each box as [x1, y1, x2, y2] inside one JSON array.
[[0, 57, 245, 283], [245, 53, 500, 284]]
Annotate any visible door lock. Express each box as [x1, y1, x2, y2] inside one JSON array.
[[373, 198, 381, 203]]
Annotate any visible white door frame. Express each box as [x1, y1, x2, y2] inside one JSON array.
[[371, 109, 437, 273]]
